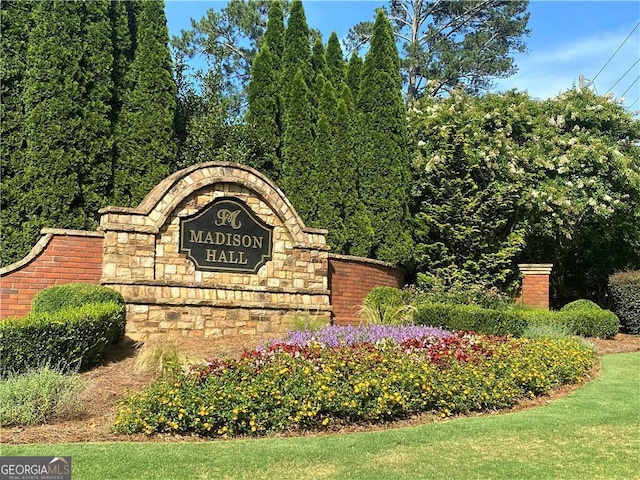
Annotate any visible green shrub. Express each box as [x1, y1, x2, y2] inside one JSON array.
[[561, 299, 601, 311], [412, 275, 513, 310], [32, 283, 124, 314], [360, 287, 414, 325], [522, 309, 619, 339], [0, 367, 85, 426], [0, 302, 126, 377], [414, 302, 619, 339], [522, 321, 572, 340], [413, 303, 528, 336], [114, 335, 595, 437], [609, 271, 640, 334]]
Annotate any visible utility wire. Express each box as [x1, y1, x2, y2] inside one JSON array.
[[606, 59, 640, 92], [620, 75, 640, 98], [592, 21, 640, 82], [628, 97, 639, 108]]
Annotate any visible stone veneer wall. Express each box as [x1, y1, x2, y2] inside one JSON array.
[[0, 229, 103, 317], [328, 254, 404, 325], [99, 162, 332, 341]]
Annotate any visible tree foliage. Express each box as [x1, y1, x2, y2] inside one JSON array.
[[346, 0, 530, 101], [113, 0, 176, 206], [357, 10, 413, 265], [411, 88, 640, 302]]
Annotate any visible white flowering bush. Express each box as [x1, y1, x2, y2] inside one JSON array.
[[411, 88, 640, 302]]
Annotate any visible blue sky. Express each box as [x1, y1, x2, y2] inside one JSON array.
[[164, 1, 640, 113]]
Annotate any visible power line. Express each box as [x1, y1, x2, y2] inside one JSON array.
[[606, 59, 640, 93], [628, 97, 639, 109], [591, 21, 640, 83], [620, 75, 640, 98]]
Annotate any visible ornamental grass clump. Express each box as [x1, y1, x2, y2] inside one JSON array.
[[114, 331, 596, 438]]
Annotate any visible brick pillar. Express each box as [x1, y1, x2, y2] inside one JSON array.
[[518, 264, 553, 310]]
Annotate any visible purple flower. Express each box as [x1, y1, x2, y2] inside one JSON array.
[[265, 324, 452, 349]]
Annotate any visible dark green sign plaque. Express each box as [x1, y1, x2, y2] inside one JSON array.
[[179, 197, 273, 273]]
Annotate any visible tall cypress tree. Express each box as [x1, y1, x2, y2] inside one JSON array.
[[247, 43, 281, 179], [77, 0, 115, 218], [0, 0, 35, 265], [113, 0, 176, 206], [281, 0, 311, 109], [264, 0, 285, 71], [325, 32, 346, 88], [281, 68, 316, 221], [312, 75, 344, 247], [311, 37, 327, 79], [346, 52, 363, 102], [22, 1, 93, 238], [357, 10, 412, 265]]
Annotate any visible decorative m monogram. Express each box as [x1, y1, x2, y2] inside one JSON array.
[[215, 209, 242, 229]]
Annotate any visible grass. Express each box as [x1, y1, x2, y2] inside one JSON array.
[[2, 352, 638, 479]]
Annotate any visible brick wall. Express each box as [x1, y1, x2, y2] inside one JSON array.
[[328, 254, 404, 325], [0, 229, 103, 318]]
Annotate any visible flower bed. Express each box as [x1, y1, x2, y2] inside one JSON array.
[[114, 329, 596, 438]]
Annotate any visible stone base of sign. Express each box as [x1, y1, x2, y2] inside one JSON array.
[[98, 162, 333, 341]]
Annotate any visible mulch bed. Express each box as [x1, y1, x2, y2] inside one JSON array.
[[1, 333, 638, 445]]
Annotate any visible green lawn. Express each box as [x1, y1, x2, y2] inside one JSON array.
[[2, 352, 638, 480]]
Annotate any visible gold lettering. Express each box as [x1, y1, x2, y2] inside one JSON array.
[[215, 232, 225, 245], [233, 234, 241, 247], [190, 230, 203, 243], [238, 251, 248, 264], [206, 249, 217, 262], [204, 231, 214, 244], [253, 236, 263, 249], [218, 250, 228, 263]]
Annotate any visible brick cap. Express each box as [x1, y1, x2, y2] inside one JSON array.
[[329, 253, 403, 271], [518, 263, 553, 275]]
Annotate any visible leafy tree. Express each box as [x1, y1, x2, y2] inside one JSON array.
[[411, 90, 532, 290], [280, 68, 317, 221], [521, 89, 640, 305], [357, 10, 412, 265], [346, 0, 530, 101], [113, 0, 176, 206], [410, 88, 640, 303], [172, 0, 290, 117]]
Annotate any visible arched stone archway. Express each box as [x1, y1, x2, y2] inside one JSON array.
[[99, 162, 331, 340]]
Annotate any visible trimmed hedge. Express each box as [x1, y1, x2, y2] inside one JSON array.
[[413, 303, 528, 336], [414, 302, 619, 339], [32, 283, 124, 314], [609, 271, 640, 335], [0, 302, 126, 378], [561, 299, 601, 311]]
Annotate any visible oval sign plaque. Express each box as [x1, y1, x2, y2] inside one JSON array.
[[179, 197, 273, 273]]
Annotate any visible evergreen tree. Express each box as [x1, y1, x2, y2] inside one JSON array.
[[264, 0, 285, 70], [336, 85, 374, 257], [281, 0, 311, 109], [113, 0, 176, 206], [280, 68, 316, 221], [0, 0, 34, 265], [357, 10, 412, 265], [247, 43, 281, 179], [346, 53, 363, 101], [21, 1, 95, 241], [312, 75, 344, 247], [325, 32, 346, 88], [311, 37, 327, 79]]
